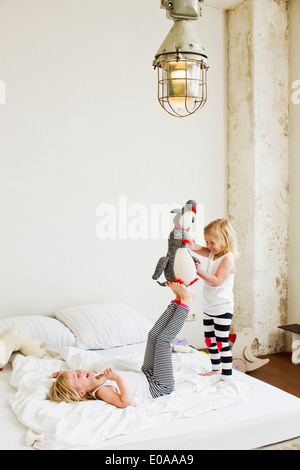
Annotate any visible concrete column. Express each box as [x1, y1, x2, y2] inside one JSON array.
[[227, 0, 289, 354], [288, 0, 300, 330]]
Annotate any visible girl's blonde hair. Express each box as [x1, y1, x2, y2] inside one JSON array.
[[204, 218, 239, 259], [49, 372, 95, 403]]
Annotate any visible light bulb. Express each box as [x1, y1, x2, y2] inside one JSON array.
[[162, 60, 200, 110]]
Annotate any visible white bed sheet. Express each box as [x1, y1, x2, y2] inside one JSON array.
[[0, 365, 30, 450], [64, 344, 300, 451], [1, 342, 300, 450]]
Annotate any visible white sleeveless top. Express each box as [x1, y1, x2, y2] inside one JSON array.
[[92, 371, 152, 400], [202, 252, 236, 316]]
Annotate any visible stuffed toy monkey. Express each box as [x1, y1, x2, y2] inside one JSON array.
[[152, 200, 199, 287]]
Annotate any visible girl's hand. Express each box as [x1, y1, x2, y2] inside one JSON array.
[[52, 371, 62, 378], [195, 260, 202, 275], [103, 368, 119, 381], [189, 238, 196, 250]]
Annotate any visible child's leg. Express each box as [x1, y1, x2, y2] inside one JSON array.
[[151, 302, 190, 395], [202, 313, 221, 374], [142, 301, 177, 373], [214, 313, 233, 380], [143, 283, 195, 398]]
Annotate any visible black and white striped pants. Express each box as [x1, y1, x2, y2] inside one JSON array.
[[142, 301, 189, 398], [203, 312, 233, 379]]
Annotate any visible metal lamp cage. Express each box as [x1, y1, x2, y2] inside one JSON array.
[[156, 56, 208, 118]]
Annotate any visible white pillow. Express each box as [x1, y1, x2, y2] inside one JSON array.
[[55, 303, 152, 350], [0, 316, 76, 349]]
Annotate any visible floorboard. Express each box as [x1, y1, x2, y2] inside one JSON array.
[[248, 352, 300, 398]]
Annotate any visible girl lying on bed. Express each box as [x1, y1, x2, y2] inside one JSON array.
[[49, 282, 195, 408]]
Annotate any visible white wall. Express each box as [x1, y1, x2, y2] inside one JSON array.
[[288, 0, 300, 327], [0, 1, 227, 348]]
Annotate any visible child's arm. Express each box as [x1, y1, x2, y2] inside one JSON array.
[[189, 240, 210, 257], [196, 256, 235, 287], [96, 368, 136, 408]]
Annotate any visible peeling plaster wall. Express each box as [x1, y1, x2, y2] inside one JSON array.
[[288, 0, 300, 329], [227, 0, 289, 354]]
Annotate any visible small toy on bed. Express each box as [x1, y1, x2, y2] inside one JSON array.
[[0, 324, 47, 370], [172, 338, 193, 353], [152, 200, 199, 287], [229, 328, 269, 373]]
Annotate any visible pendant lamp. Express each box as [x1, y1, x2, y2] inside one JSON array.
[[153, 0, 209, 118]]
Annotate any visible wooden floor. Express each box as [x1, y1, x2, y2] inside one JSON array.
[[248, 352, 300, 398]]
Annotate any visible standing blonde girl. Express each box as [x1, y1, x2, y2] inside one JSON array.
[[191, 219, 238, 381]]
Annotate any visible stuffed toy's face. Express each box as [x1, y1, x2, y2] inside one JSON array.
[[172, 200, 197, 231], [178, 211, 194, 231]]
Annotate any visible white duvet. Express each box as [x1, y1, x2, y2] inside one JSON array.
[[8, 345, 250, 450]]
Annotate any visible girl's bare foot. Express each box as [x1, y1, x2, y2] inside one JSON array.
[[198, 370, 221, 377], [166, 281, 180, 301], [167, 282, 196, 306]]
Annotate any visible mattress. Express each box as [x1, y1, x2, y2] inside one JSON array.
[[1, 342, 300, 450]]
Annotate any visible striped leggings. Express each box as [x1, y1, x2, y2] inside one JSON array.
[[203, 312, 233, 380], [142, 300, 189, 398]]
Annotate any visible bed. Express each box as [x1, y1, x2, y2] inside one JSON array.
[[0, 303, 300, 450]]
